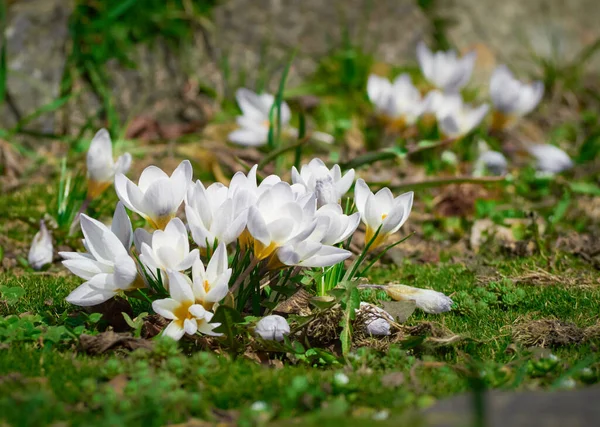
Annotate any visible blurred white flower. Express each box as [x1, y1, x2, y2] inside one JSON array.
[[152, 269, 221, 341], [86, 129, 132, 199], [254, 315, 290, 341], [425, 91, 489, 138], [190, 243, 231, 310], [246, 182, 317, 260], [185, 180, 247, 248], [386, 284, 453, 314], [333, 372, 350, 386], [367, 73, 427, 126], [354, 179, 413, 249], [139, 218, 199, 287], [490, 65, 544, 129], [416, 41, 476, 92], [291, 158, 355, 207], [28, 220, 53, 270], [115, 160, 192, 230], [61, 203, 139, 306], [474, 151, 508, 176], [228, 88, 291, 147], [357, 302, 393, 336], [527, 144, 573, 174]]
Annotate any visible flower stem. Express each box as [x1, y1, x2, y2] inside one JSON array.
[[229, 256, 261, 295]]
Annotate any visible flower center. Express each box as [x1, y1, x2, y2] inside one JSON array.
[[173, 300, 194, 327], [203, 280, 210, 293]]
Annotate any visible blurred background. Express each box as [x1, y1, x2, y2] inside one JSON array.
[[1, 0, 598, 144]]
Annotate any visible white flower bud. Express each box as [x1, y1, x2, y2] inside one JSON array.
[[357, 302, 393, 336], [28, 220, 53, 270], [255, 315, 290, 341]]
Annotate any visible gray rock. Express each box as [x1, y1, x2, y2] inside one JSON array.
[[2, 0, 72, 132], [424, 386, 600, 427]]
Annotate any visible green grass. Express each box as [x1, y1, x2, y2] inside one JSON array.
[[1, 254, 598, 426]]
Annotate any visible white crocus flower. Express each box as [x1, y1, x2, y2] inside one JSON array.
[[311, 204, 360, 245], [354, 179, 413, 249], [228, 88, 292, 147], [276, 239, 351, 268], [61, 203, 139, 306], [247, 182, 317, 260], [426, 91, 489, 138], [254, 315, 290, 341], [115, 160, 192, 230], [86, 129, 132, 199], [190, 243, 232, 310], [385, 284, 453, 314], [139, 218, 199, 286], [416, 41, 476, 92], [367, 74, 427, 126], [527, 144, 573, 174], [185, 180, 247, 249], [28, 220, 53, 270], [291, 158, 355, 207], [152, 270, 221, 341], [490, 65, 544, 129]]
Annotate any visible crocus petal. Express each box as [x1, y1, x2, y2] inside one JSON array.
[[111, 202, 133, 251], [166, 270, 195, 302], [163, 321, 186, 340], [228, 129, 268, 147], [138, 166, 170, 192], [66, 281, 115, 307], [152, 298, 179, 319]]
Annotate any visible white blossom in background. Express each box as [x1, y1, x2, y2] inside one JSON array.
[[115, 160, 192, 230], [291, 158, 355, 207], [425, 91, 489, 138], [354, 179, 413, 249], [474, 142, 508, 176], [185, 180, 247, 248], [254, 315, 290, 341], [416, 41, 476, 92], [367, 73, 428, 126], [527, 144, 573, 174], [86, 129, 132, 199], [152, 269, 221, 340], [61, 203, 139, 306], [28, 220, 53, 270], [357, 302, 393, 336], [490, 65, 544, 129], [228, 88, 292, 147], [139, 218, 199, 286]]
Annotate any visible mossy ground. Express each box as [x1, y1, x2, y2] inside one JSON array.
[[1, 250, 599, 425]]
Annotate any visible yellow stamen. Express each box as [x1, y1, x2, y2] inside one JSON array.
[[173, 300, 194, 328]]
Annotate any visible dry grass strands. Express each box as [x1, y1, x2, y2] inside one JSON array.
[[512, 318, 585, 348]]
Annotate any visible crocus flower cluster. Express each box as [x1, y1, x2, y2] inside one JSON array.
[[366, 42, 572, 175], [60, 142, 417, 341], [228, 88, 334, 146]]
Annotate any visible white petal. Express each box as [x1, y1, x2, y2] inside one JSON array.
[[86, 129, 114, 183], [166, 270, 195, 302], [111, 202, 133, 251], [228, 129, 268, 147], [66, 281, 115, 307], [163, 321, 186, 340], [152, 298, 179, 319], [138, 166, 169, 192]]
